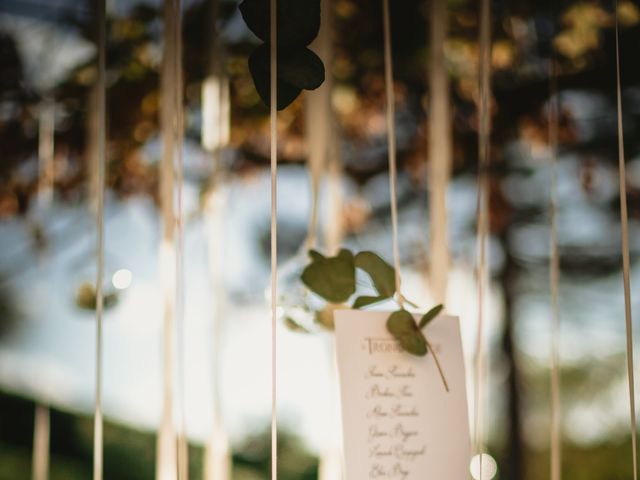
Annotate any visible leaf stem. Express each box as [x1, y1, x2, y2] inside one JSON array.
[[424, 336, 450, 392], [398, 294, 419, 309]]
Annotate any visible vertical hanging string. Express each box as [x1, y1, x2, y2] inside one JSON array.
[[304, 87, 327, 247], [308, 4, 345, 478], [473, 0, 491, 478], [305, 0, 333, 253], [383, 0, 448, 391], [325, 139, 344, 256], [172, 0, 189, 477], [548, 56, 562, 480], [204, 190, 231, 480], [322, 0, 343, 258], [303, 94, 325, 250], [615, 3, 638, 478], [269, 0, 278, 478], [382, 0, 403, 304], [37, 99, 55, 209], [158, 0, 178, 476], [32, 97, 55, 480], [202, 1, 232, 478], [93, 0, 107, 478], [32, 404, 50, 480], [428, 0, 451, 305]]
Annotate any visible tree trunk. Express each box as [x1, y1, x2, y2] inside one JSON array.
[[499, 231, 525, 480]]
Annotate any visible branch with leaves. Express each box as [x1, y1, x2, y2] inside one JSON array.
[[298, 248, 449, 391]]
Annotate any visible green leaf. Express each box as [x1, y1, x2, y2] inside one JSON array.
[[301, 253, 355, 303], [352, 295, 386, 309], [280, 48, 324, 89], [248, 49, 302, 110], [337, 248, 354, 262], [308, 249, 325, 261], [354, 251, 396, 297], [386, 310, 427, 356], [419, 304, 444, 329], [249, 45, 325, 92], [239, 0, 321, 47]]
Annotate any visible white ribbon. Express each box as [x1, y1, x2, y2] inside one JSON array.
[[473, 0, 491, 478], [382, 0, 403, 305], [93, 0, 106, 478], [615, 2, 638, 477], [548, 57, 562, 480], [157, 0, 186, 478], [269, 0, 279, 478], [428, 0, 452, 305]]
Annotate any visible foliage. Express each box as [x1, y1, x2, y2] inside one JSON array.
[[299, 248, 443, 358], [239, 0, 325, 109], [0, 391, 316, 480]]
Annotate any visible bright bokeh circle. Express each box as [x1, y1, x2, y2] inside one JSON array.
[[470, 453, 498, 480], [112, 268, 133, 290]]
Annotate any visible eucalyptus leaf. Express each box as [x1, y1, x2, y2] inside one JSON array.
[[301, 253, 355, 303], [278, 48, 324, 90], [353, 295, 386, 309], [248, 49, 302, 110], [419, 304, 444, 329], [337, 248, 354, 262], [386, 310, 427, 356], [239, 0, 321, 47], [249, 44, 325, 92], [354, 251, 396, 297], [308, 249, 325, 261]]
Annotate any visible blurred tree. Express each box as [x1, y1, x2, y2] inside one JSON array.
[[1, 2, 640, 479]]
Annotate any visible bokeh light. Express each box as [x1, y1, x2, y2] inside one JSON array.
[[470, 453, 498, 480], [112, 268, 133, 290]]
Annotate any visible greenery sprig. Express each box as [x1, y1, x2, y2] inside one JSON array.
[[299, 248, 449, 391], [239, 0, 325, 110]]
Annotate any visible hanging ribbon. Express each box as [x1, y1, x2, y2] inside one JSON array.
[[615, 2, 638, 478], [306, 3, 346, 477], [382, 0, 403, 305], [304, 21, 330, 251], [303, 85, 326, 250], [169, 1, 189, 478], [32, 404, 50, 480], [32, 96, 55, 480], [202, 1, 232, 478], [473, 0, 491, 478], [269, 0, 278, 478], [321, 0, 343, 257], [202, 0, 230, 158], [37, 99, 55, 211], [383, 0, 448, 391], [93, 0, 107, 478], [428, 0, 451, 305], [325, 140, 345, 256], [204, 189, 231, 480], [548, 55, 562, 480], [157, 0, 182, 477], [305, 0, 335, 253]]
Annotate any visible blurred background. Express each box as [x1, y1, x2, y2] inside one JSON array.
[[1, 0, 640, 478]]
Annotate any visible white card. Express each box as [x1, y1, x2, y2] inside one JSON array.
[[334, 309, 471, 480]]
